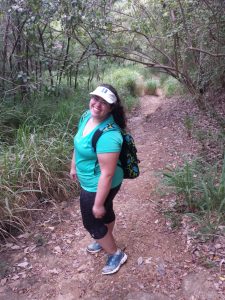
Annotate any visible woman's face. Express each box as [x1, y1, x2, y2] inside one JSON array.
[[89, 95, 112, 121]]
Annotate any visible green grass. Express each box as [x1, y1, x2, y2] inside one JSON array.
[[161, 76, 183, 97], [0, 87, 89, 237], [144, 78, 159, 95], [0, 122, 80, 236], [163, 156, 225, 236]]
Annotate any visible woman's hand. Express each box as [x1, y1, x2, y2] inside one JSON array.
[[70, 168, 77, 181], [92, 204, 106, 219], [70, 152, 77, 181]]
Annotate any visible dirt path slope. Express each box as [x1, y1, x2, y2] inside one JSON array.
[[0, 94, 224, 300]]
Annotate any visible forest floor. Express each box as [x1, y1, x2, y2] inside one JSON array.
[[0, 92, 225, 300]]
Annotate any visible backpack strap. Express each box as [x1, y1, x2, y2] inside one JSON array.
[[92, 129, 103, 152], [92, 123, 116, 152]]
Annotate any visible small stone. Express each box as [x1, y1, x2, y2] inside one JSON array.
[[49, 268, 59, 275], [77, 265, 86, 273], [11, 245, 21, 250], [61, 201, 68, 209], [54, 246, 62, 254], [17, 261, 29, 268], [137, 257, 144, 265], [66, 234, 74, 238], [156, 263, 166, 276], [48, 226, 55, 231], [18, 272, 27, 279], [145, 257, 152, 264], [24, 245, 36, 253], [215, 244, 222, 249], [0, 278, 7, 286], [137, 283, 144, 289], [17, 233, 30, 239]]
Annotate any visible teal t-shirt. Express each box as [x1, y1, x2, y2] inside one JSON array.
[[74, 110, 124, 192]]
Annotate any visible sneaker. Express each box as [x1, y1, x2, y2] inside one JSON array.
[[102, 250, 128, 275], [86, 242, 102, 254]]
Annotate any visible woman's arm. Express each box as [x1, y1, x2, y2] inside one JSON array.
[[70, 151, 77, 181], [92, 152, 120, 218]]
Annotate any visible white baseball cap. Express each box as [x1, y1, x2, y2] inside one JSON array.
[[90, 86, 117, 104]]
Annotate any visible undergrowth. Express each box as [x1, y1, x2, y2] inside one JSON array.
[[160, 75, 184, 97], [0, 88, 88, 237], [163, 156, 225, 236], [0, 120, 80, 238], [144, 78, 159, 96]]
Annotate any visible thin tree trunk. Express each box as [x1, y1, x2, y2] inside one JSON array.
[[74, 47, 89, 89], [2, 15, 10, 92], [37, 25, 54, 87], [58, 37, 71, 85]]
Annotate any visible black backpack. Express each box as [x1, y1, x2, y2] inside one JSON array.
[[92, 124, 140, 179]]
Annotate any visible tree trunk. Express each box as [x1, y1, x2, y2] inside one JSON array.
[[2, 15, 10, 93], [58, 37, 71, 86], [37, 25, 54, 88]]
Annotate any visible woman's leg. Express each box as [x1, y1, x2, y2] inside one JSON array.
[[80, 186, 119, 254], [96, 229, 117, 254], [97, 193, 117, 254], [106, 220, 115, 234], [80, 187, 127, 274]]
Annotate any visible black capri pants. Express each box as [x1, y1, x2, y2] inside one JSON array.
[[80, 185, 121, 239]]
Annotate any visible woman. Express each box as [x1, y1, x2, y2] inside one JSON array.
[[70, 84, 127, 275]]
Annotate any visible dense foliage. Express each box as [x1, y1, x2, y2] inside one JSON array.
[[0, 0, 224, 101]]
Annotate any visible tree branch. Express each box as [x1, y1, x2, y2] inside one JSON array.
[[188, 47, 225, 57]]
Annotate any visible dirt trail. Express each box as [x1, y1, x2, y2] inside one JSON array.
[[0, 93, 224, 300]]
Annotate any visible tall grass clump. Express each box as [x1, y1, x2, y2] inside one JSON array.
[[96, 64, 141, 111], [0, 86, 89, 236], [0, 102, 30, 144], [26, 88, 88, 128], [161, 76, 183, 97], [144, 78, 159, 96], [0, 122, 79, 237], [163, 156, 225, 233]]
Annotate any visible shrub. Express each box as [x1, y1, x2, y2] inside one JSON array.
[[144, 78, 159, 95], [163, 156, 225, 233], [161, 76, 183, 97], [0, 123, 79, 237], [0, 87, 88, 236]]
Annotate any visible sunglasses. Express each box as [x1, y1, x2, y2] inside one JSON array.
[[91, 95, 109, 105]]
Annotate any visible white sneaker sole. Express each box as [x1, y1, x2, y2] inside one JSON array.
[[102, 253, 128, 275], [86, 247, 102, 254]]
